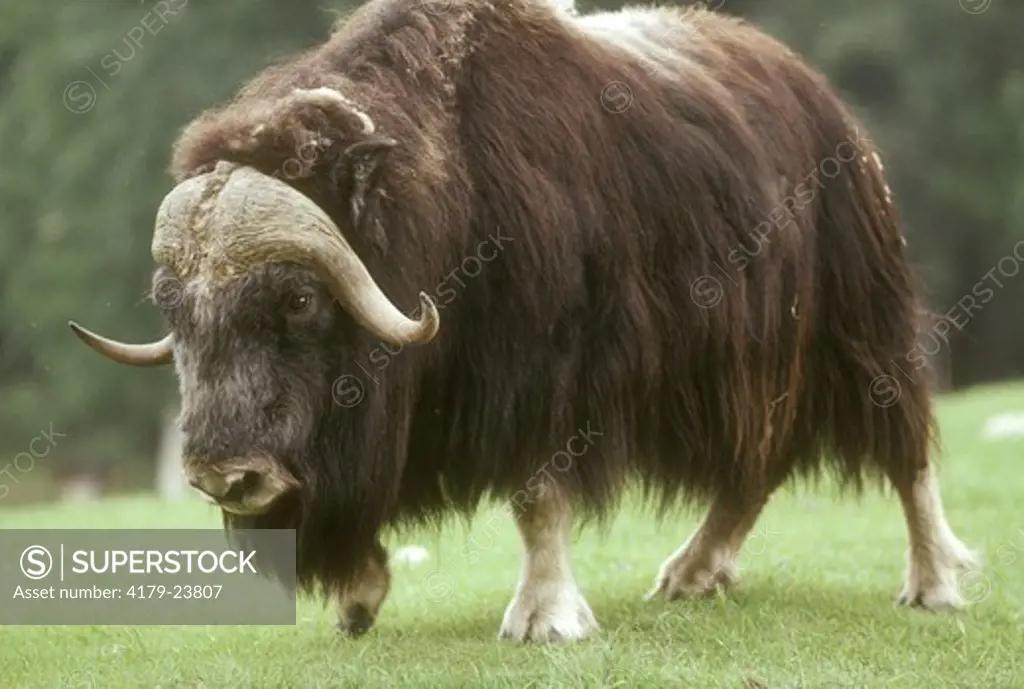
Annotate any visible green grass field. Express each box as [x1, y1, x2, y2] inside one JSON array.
[[2, 383, 1023, 688]]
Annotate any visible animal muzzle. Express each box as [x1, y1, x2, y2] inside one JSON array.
[[183, 455, 299, 515]]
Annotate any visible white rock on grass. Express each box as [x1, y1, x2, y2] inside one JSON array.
[[392, 545, 430, 567], [981, 411, 1024, 440]]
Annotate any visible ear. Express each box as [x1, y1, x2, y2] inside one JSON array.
[[339, 137, 398, 229]]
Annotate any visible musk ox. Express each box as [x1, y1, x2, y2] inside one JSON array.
[[70, 0, 977, 642]]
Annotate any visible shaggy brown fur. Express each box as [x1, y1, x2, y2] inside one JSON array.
[[168, 0, 935, 598]]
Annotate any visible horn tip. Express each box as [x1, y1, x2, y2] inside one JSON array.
[[68, 320, 90, 338], [416, 291, 440, 342]]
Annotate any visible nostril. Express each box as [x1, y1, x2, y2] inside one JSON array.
[[222, 470, 260, 503]]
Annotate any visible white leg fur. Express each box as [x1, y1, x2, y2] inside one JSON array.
[[894, 467, 978, 610], [499, 491, 598, 643], [647, 494, 766, 600], [336, 544, 391, 636]]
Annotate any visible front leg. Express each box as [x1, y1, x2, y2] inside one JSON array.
[[499, 487, 598, 644], [336, 540, 390, 637]]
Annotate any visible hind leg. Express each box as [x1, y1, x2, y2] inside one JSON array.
[[646, 491, 770, 600], [891, 465, 977, 609]]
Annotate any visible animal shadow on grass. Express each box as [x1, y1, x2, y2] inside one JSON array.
[[584, 582, 887, 639], [388, 576, 1001, 647]]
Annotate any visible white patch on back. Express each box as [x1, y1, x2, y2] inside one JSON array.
[[570, 9, 697, 80], [548, 0, 577, 17]]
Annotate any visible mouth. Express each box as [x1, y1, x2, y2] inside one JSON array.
[[185, 456, 299, 516]]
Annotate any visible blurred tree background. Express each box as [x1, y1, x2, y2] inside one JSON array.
[[0, 0, 1020, 502]]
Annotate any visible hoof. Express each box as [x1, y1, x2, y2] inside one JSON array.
[[647, 551, 738, 601], [337, 603, 375, 637], [498, 584, 598, 644]]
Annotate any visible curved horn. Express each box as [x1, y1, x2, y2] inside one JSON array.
[[191, 166, 439, 346], [68, 321, 174, 366]]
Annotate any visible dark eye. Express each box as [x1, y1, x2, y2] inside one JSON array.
[[286, 290, 315, 315]]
